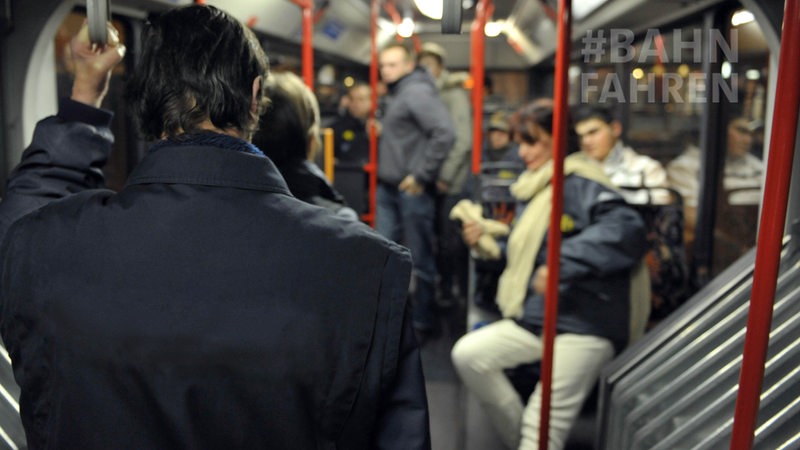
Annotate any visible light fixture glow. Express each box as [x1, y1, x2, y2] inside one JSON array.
[[573, 0, 608, 20], [721, 61, 732, 79], [731, 10, 754, 26], [632, 68, 645, 80], [396, 17, 415, 38], [746, 69, 760, 80], [414, 0, 443, 20], [484, 20, 504, 37]]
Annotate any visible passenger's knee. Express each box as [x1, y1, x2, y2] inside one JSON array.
[[450, 336, 472, 370]]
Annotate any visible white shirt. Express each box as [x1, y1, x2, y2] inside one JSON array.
[[601, 141, 670, 205]]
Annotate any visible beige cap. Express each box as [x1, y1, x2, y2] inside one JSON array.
[[488, 111, 510, 132], [420, 42, 447, 62]]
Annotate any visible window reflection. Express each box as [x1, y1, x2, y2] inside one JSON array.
[[571, 3, 770, 287]]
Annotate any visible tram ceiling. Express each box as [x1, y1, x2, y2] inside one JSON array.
[[106, 0, 726, 69]]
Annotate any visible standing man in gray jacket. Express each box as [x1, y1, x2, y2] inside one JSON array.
[[377, 42, 456, 339]]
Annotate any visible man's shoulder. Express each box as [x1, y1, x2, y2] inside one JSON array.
[[273, 199, 411, 264], [622, 145, 664, 168], [564, 173, 625, 204], [330, 113, 360, 130], [6, 189, 112, 230], [0, 189, 113, 264]]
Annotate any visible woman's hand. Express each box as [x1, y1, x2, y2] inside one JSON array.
[[462, 220, 484, 247], [532, 265, 548, 295]]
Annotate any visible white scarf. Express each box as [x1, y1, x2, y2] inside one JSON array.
[[495, 153, 613, 318]]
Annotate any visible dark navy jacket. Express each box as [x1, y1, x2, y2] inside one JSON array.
[[0, 101, 430, 449], [517, 174, 647, 353]]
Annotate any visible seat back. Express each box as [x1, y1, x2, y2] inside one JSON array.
[[619, 186, 691, 324]]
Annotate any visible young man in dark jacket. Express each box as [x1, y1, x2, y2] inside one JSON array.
[[0, 6, 429, 449]]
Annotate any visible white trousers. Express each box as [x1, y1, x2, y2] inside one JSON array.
[[451, 319, 614, 450]]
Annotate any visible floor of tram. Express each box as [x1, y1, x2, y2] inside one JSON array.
[[421, 297, 595, 450]]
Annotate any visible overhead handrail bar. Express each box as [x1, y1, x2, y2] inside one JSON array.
[[538, 0, 571, 448], [730, 0, 800, 448]]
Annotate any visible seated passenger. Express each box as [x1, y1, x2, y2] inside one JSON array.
[[0, 6, 428, 449], [462, 110, 524, 312], [253, 71, 359, 221], [667, 116, 763, 272], [451, 99, 650, 450], [575, 104, 688, 322], [483, 110, 523, 166], [573, 104, 670, 205]]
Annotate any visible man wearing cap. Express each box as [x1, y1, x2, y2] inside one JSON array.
[[377, 42, 455, 340], [483, 110, 522, 165], [418, 41, 473, 308]]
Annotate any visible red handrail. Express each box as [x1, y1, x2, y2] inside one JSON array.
[[289, 0, 314, 89], [361, 0, 380, 227], [470, 0, 491, 175], [538, 1, 571, 449], [730, 1, 800, 448]]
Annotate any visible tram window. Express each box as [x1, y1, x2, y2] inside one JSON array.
[[574, 5, 770, 281], [709, 9, 769, 277], [54, 11, 137, 192]]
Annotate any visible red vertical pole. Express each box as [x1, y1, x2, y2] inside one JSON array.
[[301, 2, 314, 89], [289, 0, 314, 89], [361, 0, 380, 227], [539, 0, 571, 448], [730, 1, 800, 448], [470, 0, 490, 175]]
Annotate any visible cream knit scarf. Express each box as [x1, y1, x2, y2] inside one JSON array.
[[495, 152, 613, 318]]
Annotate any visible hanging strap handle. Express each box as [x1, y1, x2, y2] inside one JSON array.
[[442, 0, 462, 34], [87, 0, 110, 45]]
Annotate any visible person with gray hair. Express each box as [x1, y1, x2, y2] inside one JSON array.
[[253, 71, 358, 221]]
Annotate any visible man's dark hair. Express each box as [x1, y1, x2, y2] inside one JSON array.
[[572, 104, 617, 125], [126, 5, 270, 140]]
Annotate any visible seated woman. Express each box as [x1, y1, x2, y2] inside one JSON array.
[[451, 99, 650, 450], [254, 72, 358, 221]]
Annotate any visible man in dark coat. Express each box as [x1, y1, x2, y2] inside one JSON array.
[[0, 6, 429, 449]]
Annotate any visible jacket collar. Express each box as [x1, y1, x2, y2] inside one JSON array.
[[126, 143, 291, 195]]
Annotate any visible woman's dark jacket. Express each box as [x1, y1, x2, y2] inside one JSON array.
[[516, 174, 647, 353]]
